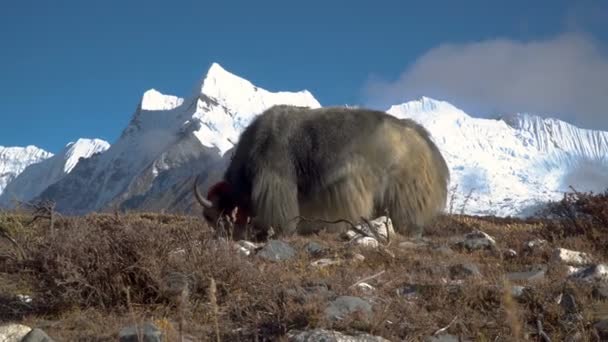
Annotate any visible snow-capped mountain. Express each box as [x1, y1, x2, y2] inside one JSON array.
[[36, 63, 321, 214], [0, 138, 110, 207], [29, 63, 608, 218], [0, 145, 53, 196], [387, 97, 608, 216]]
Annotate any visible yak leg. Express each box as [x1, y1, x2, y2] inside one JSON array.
[[250, 169, 299, 236]]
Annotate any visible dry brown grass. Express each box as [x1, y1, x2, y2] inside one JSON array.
[[0, 190, 607, 341]]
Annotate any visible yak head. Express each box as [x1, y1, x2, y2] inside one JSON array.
[[193, 175, 248, 227]]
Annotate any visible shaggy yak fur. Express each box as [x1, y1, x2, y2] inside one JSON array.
[[194, 105, 450, 240]]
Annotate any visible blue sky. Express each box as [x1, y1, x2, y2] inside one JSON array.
[[1, 0, 607, 153]]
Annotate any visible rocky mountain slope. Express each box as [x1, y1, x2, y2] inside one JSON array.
[[0, 138, 110, 207]]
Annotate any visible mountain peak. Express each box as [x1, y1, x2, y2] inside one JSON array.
[[198, 62, 320, 112], [141, 88, 184, 111], [63, 138, 110, 173]]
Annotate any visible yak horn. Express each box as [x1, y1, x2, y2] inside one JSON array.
[[193, 175, 213, 208]]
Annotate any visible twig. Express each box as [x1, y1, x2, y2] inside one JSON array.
[[433, 316, 458, 336], [209, 277, 221, 342], [536, 319, 552, 342], [0, 229, 25, 260], [289, 215, 372, 238], [349, 270, 386, 289]]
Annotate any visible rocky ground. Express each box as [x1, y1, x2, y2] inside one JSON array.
[[1, 190, 608, 341]]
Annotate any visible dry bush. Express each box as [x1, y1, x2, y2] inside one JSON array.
[[536, 188, 608, 258]]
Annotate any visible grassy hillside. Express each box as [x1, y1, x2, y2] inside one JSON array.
[[1, 190, 607, 341]]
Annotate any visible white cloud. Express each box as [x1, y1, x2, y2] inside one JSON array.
[[364, 33, 608, 130]]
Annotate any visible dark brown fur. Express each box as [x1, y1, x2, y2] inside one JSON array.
[[196, 105, 450, 239]]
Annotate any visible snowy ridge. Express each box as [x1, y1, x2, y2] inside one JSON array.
[[193, 63, 321, 154], [0, 145, 52, 196], [387, 97, 608, 216], [64, 138, 111, 173], [0, 139, 110, 206], [141, 89, 184, 111], [502, 113, 608, 161]]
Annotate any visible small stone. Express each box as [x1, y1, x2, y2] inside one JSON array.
[[304, 241, 328, 256], [325, 296, 372, 321], [356, 282, 375, 293], [351, 253, 365, 262], [352, 236, 379, 248], [571, 264, 608, 282], [506, 265, 547, 282], [119, 322, 162, 342], [503, 249, 518, 258], [456, 230, 496, 251], [592, 283, 608, 300], [510, 285, 527, 299], [525, 239, 548, 250], [552, 248, 593, 266], [397, 284, 420, 299], [288, 328, 391, 342], [257, 240, 296, 262], [449, 262, 481, 279], [21, 328, 54, 342], [234, 240, 261, 256], [0, 324, 32, 342], [434, 246, 455, 256]]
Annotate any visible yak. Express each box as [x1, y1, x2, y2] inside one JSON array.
[[194, 104, 450, 240]]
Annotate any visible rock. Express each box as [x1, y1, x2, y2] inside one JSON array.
[[325, 296, 372, 321], [525, 238, 548, 250], [351, 236, 379, 248], [234, 240, 262, 256], [434, 246, 455, 256], [304, 241, 328, 256], [119, 322, 162, 342], [21, 328, 54, 342], [594, 319, 608, 340], [0, 324, 32, 342], [351, 253, 366, 263], [449, 262, 481, 279], [311, 258, 341, 268], [455, 230, 496, 251], [570, 264, 608, 282], [17, 294, 33, 304], [257, 240, 296, 262], [161, 271, 190, 301], [288, 328, 390, 341], [506, 265, 547, 282], [593, 283, 608, 300], [552, 248, 593, 266], [397, 284, 420, 299], [346, 216, 395, 241], [503, 249, 518, 258], [510, 285, 527, 299], [356, 282, 375, 293]]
